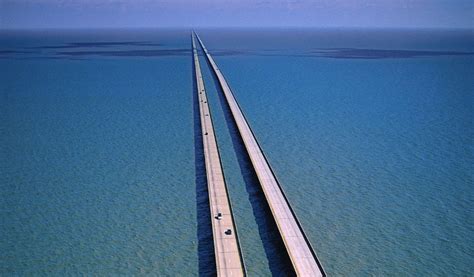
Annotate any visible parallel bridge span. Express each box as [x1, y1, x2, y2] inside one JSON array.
[[195, 31, 326, 277], [192, 33, 246, 277]]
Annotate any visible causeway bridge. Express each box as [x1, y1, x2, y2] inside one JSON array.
[[195, 32, 326, 277], [192, 33, 246, 277]]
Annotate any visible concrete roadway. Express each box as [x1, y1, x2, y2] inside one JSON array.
[[192, 34, 245, 277], [195, 32, 325, 277]]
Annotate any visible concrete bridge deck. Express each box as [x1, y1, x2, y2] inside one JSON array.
[[192, 34, 245, 277], [195, 32, 325, 277]]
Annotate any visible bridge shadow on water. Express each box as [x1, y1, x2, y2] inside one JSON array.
[[202, 54, 296, 276], [192, 54, 217, 277]]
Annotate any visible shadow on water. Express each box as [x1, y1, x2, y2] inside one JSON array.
[[192, 50, 216, 277], [201, 51, 295, 276]]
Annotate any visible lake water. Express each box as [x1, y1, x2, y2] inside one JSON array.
[[1, 28, 473, 276]]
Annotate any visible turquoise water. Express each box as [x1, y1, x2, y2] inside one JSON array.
[[1, 29, 473, 275]]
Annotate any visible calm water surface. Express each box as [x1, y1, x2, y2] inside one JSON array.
[[1, 28, 473, 276]]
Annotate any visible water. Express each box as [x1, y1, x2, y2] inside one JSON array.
[[1, 28, 473, 276]]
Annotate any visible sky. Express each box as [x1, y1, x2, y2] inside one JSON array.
[[1, 0, 473, 29]]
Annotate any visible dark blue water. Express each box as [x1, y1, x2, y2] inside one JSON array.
[[1, 28, 473, 275]]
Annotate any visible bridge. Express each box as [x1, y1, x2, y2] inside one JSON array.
[[195, 32, 326, 277], [192, 33, 246, 277]]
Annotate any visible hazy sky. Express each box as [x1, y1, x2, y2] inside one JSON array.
[[1, 0, 473, 29]]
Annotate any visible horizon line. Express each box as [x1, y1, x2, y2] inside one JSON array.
[[2, 26, 473, 31]]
